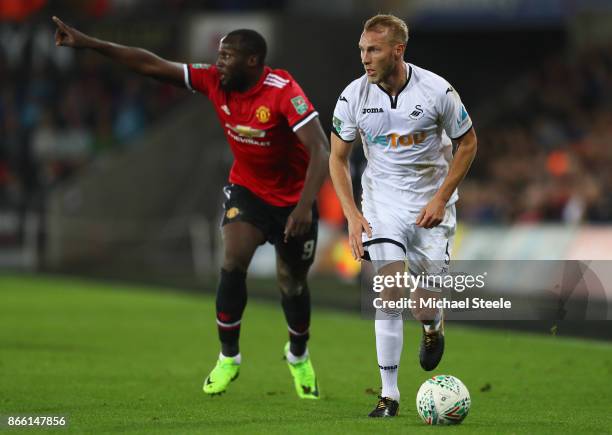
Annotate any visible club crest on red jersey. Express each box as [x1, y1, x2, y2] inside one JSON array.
[[226, 207, 240, 219], [255, 105, 271, 123]]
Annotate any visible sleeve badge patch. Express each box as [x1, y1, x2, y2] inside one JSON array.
[[333, 116, 344, 134], [291, 96, 308, 115]]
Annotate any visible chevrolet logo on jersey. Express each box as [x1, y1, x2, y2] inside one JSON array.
[[225, 123, 266, 138]]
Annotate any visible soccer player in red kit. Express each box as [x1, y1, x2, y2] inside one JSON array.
[[53, 17, 329, 399]]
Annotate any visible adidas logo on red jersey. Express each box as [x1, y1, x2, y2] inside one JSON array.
[[263, 73, 289, 89]]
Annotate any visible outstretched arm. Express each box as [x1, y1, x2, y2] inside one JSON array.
[[53, 16, 184, 87]]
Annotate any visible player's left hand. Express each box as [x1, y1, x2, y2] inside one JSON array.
[[416, 197, 446, 229], [284, 204, 312, 242]]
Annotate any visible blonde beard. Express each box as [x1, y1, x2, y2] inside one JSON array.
[[366, 58, 397, 85]]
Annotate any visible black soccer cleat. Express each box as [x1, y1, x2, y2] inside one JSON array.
[[368, 396, 399, 417], [419, 322, 445, 371]]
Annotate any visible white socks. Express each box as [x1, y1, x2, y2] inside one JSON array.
[[375, 309, 403, 401], [220, 352, 241, 364], [286, 348, 309, 364], [423, 308, 443, 333], [219, 349, 310, 366]]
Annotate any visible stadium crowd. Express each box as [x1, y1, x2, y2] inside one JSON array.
[[2, 12, 611, 226], [0, 41, 185, 214], [459, 43, 612, 224]]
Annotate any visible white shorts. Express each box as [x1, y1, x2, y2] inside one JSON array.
[[361, 195, 456, 276]]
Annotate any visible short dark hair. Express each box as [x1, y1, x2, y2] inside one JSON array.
[[225, 29, 267, 65]]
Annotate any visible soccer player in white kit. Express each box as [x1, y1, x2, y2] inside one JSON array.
[[329, 14, 478, 417]]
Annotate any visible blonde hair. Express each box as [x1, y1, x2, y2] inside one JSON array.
[[363, 14, 409, 46]]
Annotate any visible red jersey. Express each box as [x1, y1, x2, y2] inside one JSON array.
[[183, 63, 318, 207]]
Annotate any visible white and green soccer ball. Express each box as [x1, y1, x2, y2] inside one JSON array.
[[416, 375, 471, 425]]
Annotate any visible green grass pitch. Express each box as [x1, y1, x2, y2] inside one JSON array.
[[1, 273, 611, 434]]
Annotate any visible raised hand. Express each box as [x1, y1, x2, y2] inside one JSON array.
[[52, 16, 92, 48]]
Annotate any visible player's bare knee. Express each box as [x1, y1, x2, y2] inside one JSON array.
[[278, 273, 306, 297], [380, 286, 404, 303], [377, 285, 405, 316], [222, 253, 250, 273], [276, 258, 308, 296]]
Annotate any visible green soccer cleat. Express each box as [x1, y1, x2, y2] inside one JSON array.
[[284, 343, 320, 399], [203, 355, 240, 395]]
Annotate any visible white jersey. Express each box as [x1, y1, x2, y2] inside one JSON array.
[[333, 62, 472, 211]]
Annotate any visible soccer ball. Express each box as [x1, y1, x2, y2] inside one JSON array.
[[416, 375, 471, 425]]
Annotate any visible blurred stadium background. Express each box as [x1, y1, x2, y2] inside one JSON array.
[[2, 1, 612, 433], [2, 0, 612, 327]]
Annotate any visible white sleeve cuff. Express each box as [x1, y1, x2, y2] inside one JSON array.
[[183, 64, 193, 92], [292, 111, 319, 132]]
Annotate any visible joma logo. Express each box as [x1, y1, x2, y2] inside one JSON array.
[[363, 107, 384, 114]]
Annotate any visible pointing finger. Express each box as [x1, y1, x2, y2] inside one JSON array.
[[52, 16, 62, 26]]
